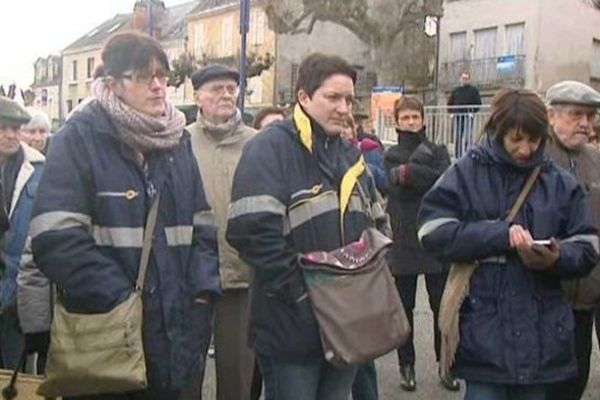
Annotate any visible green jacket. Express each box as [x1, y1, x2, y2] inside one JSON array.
[[188, 116, 256, 290]]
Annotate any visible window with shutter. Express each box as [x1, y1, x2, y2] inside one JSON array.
[[474, 27, 497, 59], [505, 23, 525, 56]]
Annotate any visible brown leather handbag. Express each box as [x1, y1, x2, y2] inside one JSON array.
[[300, 228, 410, 367]]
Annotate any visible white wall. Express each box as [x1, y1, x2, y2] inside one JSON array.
[[440, 0, 600, 93], [440, 0, 542, 89], [536, 0, 600, 91]]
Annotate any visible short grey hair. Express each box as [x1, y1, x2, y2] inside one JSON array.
[[22, 110, 50, 132]]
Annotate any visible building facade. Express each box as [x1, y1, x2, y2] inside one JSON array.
[[274, 21, 377, 113], [439, 0, 600, 98], [31, 55, 62, 127], [60, 0, 197, 120], [185, 0, 277, 110]]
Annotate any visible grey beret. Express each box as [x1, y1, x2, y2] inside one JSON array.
[[546, 80, 600, 107], [0, 97, 31, 125], [191, 64, 239, 90]]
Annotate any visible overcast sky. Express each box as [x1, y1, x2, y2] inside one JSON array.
[[0, 0, 192, 87]]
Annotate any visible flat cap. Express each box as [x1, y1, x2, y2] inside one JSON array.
[[546, 80, 600, 107], [191, 64, 239, 90], [0, 97, 31, 125]]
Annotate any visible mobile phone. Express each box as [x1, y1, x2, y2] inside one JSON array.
[[532, 239, 552, 246]]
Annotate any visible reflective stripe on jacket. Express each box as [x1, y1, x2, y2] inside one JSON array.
[[418, 137, 598, 384], [226, 105, 388, 361], [30, 101, 220, 389]]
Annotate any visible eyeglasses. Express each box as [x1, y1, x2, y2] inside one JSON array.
[[121, 70, 169, 86], [201, 84, 239, 96]]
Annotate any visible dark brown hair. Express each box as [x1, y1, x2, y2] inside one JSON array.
[[295, 53, 357, 99], [393, 96, 424, 122], [253, 106, 287, 129], [100, 31, 169, 78], [484, 87, 549, 141]]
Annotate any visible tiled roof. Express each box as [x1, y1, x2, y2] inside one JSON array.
[[189, 0, 237, 15], [160, 1, 200, 41], [63, 14, 132, 51]]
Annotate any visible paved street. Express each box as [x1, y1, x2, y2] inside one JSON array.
[[202, 276, 600, 399]]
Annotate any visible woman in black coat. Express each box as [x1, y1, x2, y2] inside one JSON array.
[[383, 96, 456, 392]]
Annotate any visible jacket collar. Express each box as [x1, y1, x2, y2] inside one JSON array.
[[292, 103, 315, 153], [291, 104, 368, 241], [188, 114, 253, 146], [9, 143, 44, 217]]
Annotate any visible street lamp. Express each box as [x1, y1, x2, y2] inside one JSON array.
[[238, 0, 250, 112]]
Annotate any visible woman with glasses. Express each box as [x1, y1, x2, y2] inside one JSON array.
[[29, 32, 220, 399], [417, 88, 599, 400]]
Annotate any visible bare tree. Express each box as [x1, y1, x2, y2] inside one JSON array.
[[264, 0, 443, 87], [169, 51, 274, 88]]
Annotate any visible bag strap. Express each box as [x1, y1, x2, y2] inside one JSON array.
[[504, 165, 541, 223], [136, 194, 161, 292]]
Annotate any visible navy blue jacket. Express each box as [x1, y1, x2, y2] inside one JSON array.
[[30, 101, 220, 389], [417, 136, 598, 384], [226, 105, 388, 361]]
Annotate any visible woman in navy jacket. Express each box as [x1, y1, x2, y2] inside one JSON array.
[[29, 33, 219, 399], [418, 88, 599, 400]]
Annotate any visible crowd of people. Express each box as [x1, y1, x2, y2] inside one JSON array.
[[0, 30, 600, 400]]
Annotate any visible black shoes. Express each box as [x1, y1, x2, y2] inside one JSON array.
[[399, 365, 416, 392], [439, 369, 461, 392]]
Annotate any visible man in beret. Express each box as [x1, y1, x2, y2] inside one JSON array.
[[0, 97, 45, 369], [185, 65, 258, 400], [545, 80, 600, 400]]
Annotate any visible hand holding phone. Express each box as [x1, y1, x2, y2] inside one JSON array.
[[531, 239, 552, 246], [518, 238, 560, 271]]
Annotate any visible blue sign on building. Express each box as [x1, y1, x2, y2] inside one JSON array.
[[372, 85, 404, 94], [497, 55, 517, 71]]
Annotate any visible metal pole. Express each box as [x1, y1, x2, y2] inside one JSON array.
[[148, 0, 154, 37], [238, 0, 250, 112]]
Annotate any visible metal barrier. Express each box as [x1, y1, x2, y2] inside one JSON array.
[[377, 105, 491, 158]]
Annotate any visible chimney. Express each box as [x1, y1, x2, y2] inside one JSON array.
[[131, 1, 149, 32], [150, 1, 166, 40]]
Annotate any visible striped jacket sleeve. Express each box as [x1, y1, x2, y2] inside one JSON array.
[[417, 164, 511, 263], [30, 124, 132, 313], [188, 143, 220, 299], [226, 136, 305, 302]]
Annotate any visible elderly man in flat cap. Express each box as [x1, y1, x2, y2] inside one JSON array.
[[545, 81, 600, 400], [184, 65, 258, 400], [0, 97, 45, 369]]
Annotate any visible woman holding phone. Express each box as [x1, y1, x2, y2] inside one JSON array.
[[417, 88, 599, 400]]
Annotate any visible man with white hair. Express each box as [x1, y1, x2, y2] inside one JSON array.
[[545, 80, 600, 400], [20, 110, 50, 153], [0, 97, 45, 369]]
